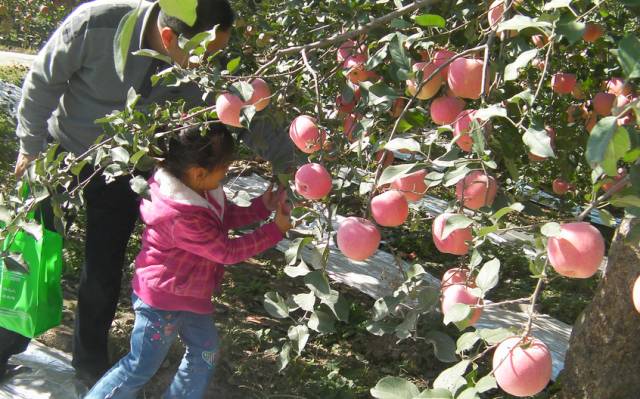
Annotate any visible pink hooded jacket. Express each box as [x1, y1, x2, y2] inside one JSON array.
[[132, 169, 283, 314]]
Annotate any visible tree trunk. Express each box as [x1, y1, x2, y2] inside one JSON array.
[[558, 218, 640, 399]]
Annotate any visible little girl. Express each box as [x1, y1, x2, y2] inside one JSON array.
[[86, 124, 291, 398]]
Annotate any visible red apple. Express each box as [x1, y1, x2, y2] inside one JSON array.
[[593, 92, 616, 116], [441, 268, 475, 291], [432, 49, 457, 78], [406, 62, 443, 100], [453, 109, 479, 152], [371, 190, 409, 227], [294, 163, 332, 200], [493, 336, 552, 397], [430, 96, 466, 125], [248, 78, 271, 111], [447, 58, 488, 100], [432, 213, 473, 255], [551, 73, 577, 95], [441, 285, 483, 327], [455, 171, 498, 210], [216, 93, 243, 127], [583, 23, 604, 43], [336, 217, 381, 261], [289, 115, 325, 154], [547, 222, 605, 278], [391, 169, 428, 202]]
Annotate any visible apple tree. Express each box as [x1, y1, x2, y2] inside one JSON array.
[[1, 0, 640, 397]]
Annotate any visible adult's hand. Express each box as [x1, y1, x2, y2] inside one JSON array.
[[14, 153, 37, 179]]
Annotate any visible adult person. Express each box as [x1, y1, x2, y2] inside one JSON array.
[[3, 0, 235, 386]]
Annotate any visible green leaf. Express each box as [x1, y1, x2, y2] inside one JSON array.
[[131, 49, 173, 64], [370, 376, 420, 399], [226, 56, 241, 73], [456, 388, 480, 399], [113, 7, 142, 81], [389, 33, 411, 72], [433, 360, 470, 391], [284, 259, 312, 278], [524, 125, 555, 159], [287, 324, 310, 354], [474, 105, 508, 121], [587, 118, 627, 174], [284, 237, 313, 265], [293, 292, 316, 312], [308, 309, 336, 333], [497, 15, 551, 32], [504, 49, 538, 81], [617, 34, 640, 79], [0, 207, 10, 224], [364, 82, 399, 109], [321, 291, 350, 322], [414, 14, 446, 28], [304, 270, 332, 300], [365, 44, 389, 70], [129, 176, 150, 198], [443, 303, 472, 325], [543, 0, 573, 10], [230, 81, 254, 102], [377, 163, 419, 187], [417, 287, 440, 311], [541, 222, 562, 237], [508, 89, 534, 106], [556, 17, 586, 45], [366, 321, 397, 336], [278, 343, 291, 372], [424, 330, 457, 363], [610, 195, 640, 208], [373, 295, 403, 321], [475, 375, 497, 393], [442, 166, 470, 187], [491, 203, 524, 223], [415, 389, 452, 398], [110, 147, 130, 164], [384, 138, 420, 153], [159, 0, 197, 26], [476, 258, 501, 293], [240, 105, 257, 129], [263, 291, 290, 319], [477, 328, 513, 345], [477, 225, 499, 237], [180, 28, 218, 53], [456, 332, 480, 354], [441, 214, 474, 240]]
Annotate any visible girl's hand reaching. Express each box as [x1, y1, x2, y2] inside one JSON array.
[[262, 183, 287, 211], [275, 202, 293, 234]]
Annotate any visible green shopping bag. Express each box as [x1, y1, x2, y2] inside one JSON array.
[[0, 200, 64, 338]]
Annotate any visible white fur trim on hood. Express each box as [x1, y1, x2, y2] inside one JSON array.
[[155, 168, 224, 219]]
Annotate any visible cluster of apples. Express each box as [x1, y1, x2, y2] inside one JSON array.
[[438, 264, 553, 397], [408, 47, 491, 153], [215, 78, 272, 127], [554, 73, 637, 133]]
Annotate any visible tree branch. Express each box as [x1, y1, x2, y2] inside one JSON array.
[[276, 0, 441, 56]]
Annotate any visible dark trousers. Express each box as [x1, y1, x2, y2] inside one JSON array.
[[71, 172, 140, 375], [0, 170, 140, 377]]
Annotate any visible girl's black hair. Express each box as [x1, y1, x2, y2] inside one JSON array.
[[160, 123, 235, 180]]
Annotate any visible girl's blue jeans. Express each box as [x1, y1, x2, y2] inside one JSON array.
[[85, 294, 220, 399]]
